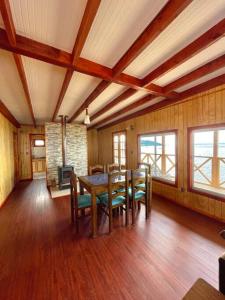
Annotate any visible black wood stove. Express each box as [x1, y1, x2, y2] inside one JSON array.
[[58, 115, 73, 190]]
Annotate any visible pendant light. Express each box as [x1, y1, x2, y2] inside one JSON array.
[[84, 108, 90, 125]]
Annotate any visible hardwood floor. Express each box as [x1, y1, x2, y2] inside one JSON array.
[[0, 179, 224, 300]]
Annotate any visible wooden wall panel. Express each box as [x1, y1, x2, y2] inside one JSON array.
[[0, 112, 17, 206], [18, 125, 44, 180], [87, 129, 99, 166], [97, 84, 225, 222]]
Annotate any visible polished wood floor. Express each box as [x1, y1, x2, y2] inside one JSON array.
[[0, 180, 224, 300]]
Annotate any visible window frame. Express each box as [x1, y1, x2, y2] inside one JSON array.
[[187, 123, 225, 201], [33, 139, 45, 147], [137, 129, 178, 187], [112, 130, 127, 167]]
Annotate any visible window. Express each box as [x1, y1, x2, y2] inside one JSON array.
[[34, 139, 45, 147], [139, 131, 177, 184], [189, 125, 225, 198], [113, 131, 126, 165]]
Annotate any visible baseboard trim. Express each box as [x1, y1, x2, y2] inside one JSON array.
[[153, 192, 225, 224]]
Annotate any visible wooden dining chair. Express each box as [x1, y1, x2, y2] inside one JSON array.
[[98, 171, 129, 233], [130, 168, 151, 225], [136, 162, 151, 189], [89, 164, 106, 175], [70, 172, 100, 232], [107, 163, 126, 173]]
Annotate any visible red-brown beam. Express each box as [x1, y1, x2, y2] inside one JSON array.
[[69, 0, 191, 122], [96, 74, 225, 130], [0, 99, 20, 127], [163, 54, 225, 93], [52, 0, 101, 121], [0, 0, 36, 126], [90, 94, 157, 128], [112, 0, 192, 77], [143, 18, 225, 86]]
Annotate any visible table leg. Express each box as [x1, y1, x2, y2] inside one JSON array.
[[91, 191, 97, 238]]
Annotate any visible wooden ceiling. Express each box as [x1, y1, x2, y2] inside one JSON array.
[[0, 0, 225, 129]]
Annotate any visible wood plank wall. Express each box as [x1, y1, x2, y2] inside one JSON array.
[[0, 112, 17, 206], [18, 125, 44, 180], [92, 84, 225, 222], [87, 129, 99, 166]]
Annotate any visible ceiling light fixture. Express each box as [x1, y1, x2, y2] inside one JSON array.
[[84, 108, 90, 125]]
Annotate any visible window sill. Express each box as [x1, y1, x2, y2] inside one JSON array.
[[152, 177, 177, 187], [189, 186, 225, 201]]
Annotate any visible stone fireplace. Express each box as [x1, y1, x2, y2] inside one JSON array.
[[45, 122, 88, 188]]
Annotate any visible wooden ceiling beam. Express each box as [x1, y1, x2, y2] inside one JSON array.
[[163, 54, 225, 93], [143, 18, 225, 86], [112, 0, 192, 77], [0, 0, 16, 46], [0, 30, 168, 93], [13, 53, 36, 126], [69, 80, 111, 122], [69, 0, 191, 122], [96, 74, 225, 130], [51, 0, 101, 121], [90, 94, 157, 128], [0, 99, 20, 127], [0, 0, 36, 126]]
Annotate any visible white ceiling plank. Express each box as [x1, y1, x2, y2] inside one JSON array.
[[154, 38, 225, 86], [22, 56, 66, 124], [175, 67, 225, 92], [0, 49, 32, 124], [8, 0, 87, 52], [124, 0, 225, 78], [58, 72, 101, 120], [81, 0, 168, 67], [92, 97, 164, 128]]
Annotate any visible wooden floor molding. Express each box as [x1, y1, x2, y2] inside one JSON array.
[[0, 179, 225, 299]]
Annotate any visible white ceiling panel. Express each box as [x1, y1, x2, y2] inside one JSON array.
[[154, 38, 225, 86], [81, 0, 168, 67], [0, 49, 32, 124], [90, 90, 151, 124], [22, 56, 66, 124], [75, 83, 127, 122], [9, 0, 87, 52], [93, 97, 164, 128], [176, 67, 225, 93], [58, 72, 101, 120], [124, 0, 225, 78]]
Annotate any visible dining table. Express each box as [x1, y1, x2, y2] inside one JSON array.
[[78, 171, 152, 238]]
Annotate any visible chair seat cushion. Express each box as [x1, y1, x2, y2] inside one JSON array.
[[135, 183, 145, 189], [98, 193, 125, 207], [129, 189, 145, 201], [78, 194, 100, 209]]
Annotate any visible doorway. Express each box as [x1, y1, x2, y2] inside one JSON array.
[[30, 134, 46, 180], [13, 132, 19, 184]]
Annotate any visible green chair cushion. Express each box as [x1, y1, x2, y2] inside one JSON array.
[[135, 183, 145, 189], [129, 189, 145, 201], [98, 193, 125, 207], [78, 194, 100, 209]]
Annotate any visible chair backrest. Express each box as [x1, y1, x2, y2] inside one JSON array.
[[137, 162, 151, 175], [108, 171, 128, 206], [70, 172, 78, 203], [131, 168, 149, 193], [89, 164, 105, 175], [107, 163, 126, 173]]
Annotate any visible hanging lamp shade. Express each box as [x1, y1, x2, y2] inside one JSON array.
[[84, 108, 90, 125]]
